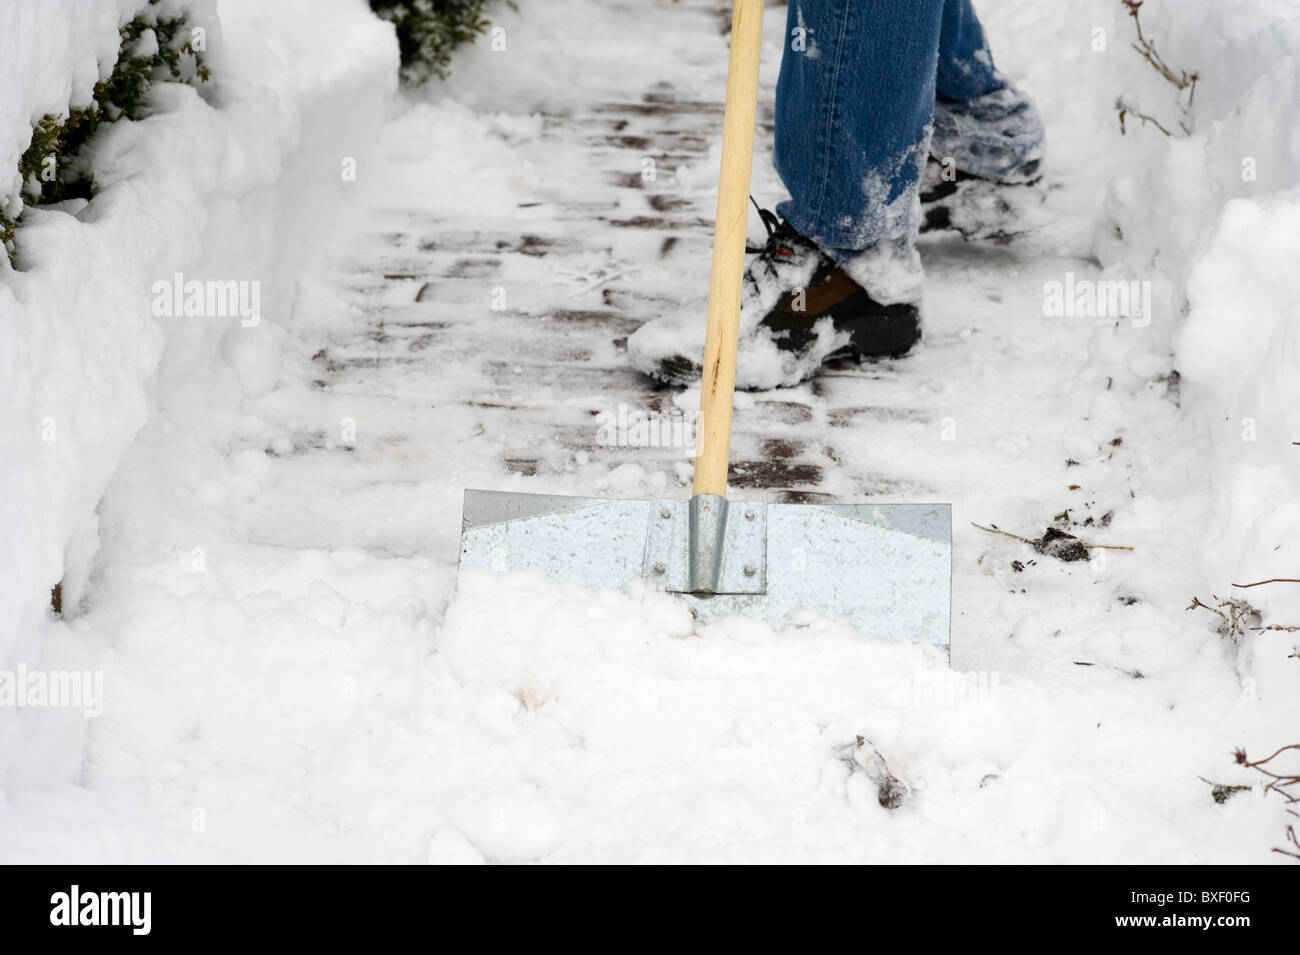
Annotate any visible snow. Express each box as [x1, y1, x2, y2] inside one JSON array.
[[1, 0, 1298, 863], [0, 0, 395, 796]]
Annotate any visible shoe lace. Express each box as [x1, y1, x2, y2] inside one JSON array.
[[742, 197, 810, 295], [745, 195, 784, 254]]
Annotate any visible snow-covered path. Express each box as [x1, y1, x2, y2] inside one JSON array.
[[6, 0, 1295, 863]]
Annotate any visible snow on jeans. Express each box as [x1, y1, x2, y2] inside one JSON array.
[[773, 0, 1044, 304]]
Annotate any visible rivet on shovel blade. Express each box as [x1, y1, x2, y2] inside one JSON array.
[[743, 563, 756, 577]]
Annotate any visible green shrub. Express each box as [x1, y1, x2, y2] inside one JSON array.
[[369, 0, 496, 84], [2, 1, 210, 264]]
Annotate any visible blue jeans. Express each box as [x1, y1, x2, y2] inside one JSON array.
[[773, 0, 1044, 302]]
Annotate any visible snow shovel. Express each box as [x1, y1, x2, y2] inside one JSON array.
[[458, 0, 952, 649]]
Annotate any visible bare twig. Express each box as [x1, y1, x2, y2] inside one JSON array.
[[1192, 592, 1300, 642], [1233, 578, 1300, 589], [1116, 99, 1172, 137], [1122, 0, 1199, 92], [970, 522, 1134, 551], [1275, 825, 1300, 861], [1188, 595, 1263, 646], [971, 522, 1036, 546], [1237, 743, 1300, 792], [1188, 596, 1229, 625], [1234, 744, 1300, 861], [1117, 1, 1199, 136]]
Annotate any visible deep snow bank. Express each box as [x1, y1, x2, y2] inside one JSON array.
[[0, 0, 396, 706], [980, 0, 1300, 678], [1092, 0, 1300, 672]]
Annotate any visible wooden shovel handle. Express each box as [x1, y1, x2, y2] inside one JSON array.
[[692, 0, 764, 499]]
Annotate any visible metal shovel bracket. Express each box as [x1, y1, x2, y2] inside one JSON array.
[[643, 495, 767, 595]]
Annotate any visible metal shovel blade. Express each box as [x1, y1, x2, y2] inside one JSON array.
[[459, 489, 952, 651]]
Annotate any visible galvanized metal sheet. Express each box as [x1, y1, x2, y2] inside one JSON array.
[[459, 489, 951, 651], [717, 502, 951, 649], [460, 490, 652, 592]]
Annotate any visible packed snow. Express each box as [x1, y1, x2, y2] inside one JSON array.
[[1, 0, 1298, 863]]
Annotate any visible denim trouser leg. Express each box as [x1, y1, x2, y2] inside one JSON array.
[[932, 0, 1045, 185], [773, 0, 1043, 303], [774, 0, 945, 302], [935, 0, 1003, 101]]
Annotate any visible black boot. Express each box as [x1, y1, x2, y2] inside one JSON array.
[[919, 157, 1044, 243], [627, 204, 921, 389]]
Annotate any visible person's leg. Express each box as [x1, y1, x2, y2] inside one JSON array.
[[773, 0, 946, 304], [628, 1, 1045, 388], [934, 0, 1002, 101], [628, 1, 939, 389], [773, 0, 1045, 298], [931, 0, 1044, 183]]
